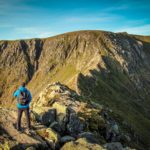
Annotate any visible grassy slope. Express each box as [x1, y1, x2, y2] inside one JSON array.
[[77, 54, 150, 148]]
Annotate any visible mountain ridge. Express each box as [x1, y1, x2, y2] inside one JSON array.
[[0, 30, 150, 149], [1, 30, 150, 42]]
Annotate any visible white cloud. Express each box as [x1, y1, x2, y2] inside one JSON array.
[[38, 32, 56, 38], [66, 16, 113, 23], [64, 13, 120, 23], [0, 0, 35, 16], [102, 1, 149, 13], [104, 5, 129, 11], [14, 27, 56, 38], [115, 24, 150, 35], [0, 23, 14, 28]]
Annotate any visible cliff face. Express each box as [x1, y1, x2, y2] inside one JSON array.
[[0, 30, 150, 148]]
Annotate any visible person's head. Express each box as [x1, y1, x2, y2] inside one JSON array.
[[21, 82, 26, 87]]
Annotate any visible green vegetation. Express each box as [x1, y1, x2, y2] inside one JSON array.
[[49, 64, 77, 84], [78, 55, 150, 148]]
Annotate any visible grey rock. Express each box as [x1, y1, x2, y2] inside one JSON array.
[[67, 112, 85, 136], [39, 109, 56, 126], [104, 142, 123, 150], [50, 121, 62, 133], [26, 146, 36, 150], [60, 135, 75, 143], [61, 138, 103, 150], [57, 113, 68, 132], [106, 119, 120, 142], [78, 132, 99, 144], [120, 134, 131, 143]]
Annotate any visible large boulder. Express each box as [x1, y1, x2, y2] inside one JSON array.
[[52, 102, 68, 132], [36, 127, 60, 149], [66, 111, 85, 136], [32, 107, 56, 126], [61, 138, 105, 150], [39, 109, 56, 126]]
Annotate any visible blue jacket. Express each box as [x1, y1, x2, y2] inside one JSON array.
[[13, 86, 32, 109]]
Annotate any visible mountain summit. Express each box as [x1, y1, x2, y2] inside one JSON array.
[[0, 30, 150, 149]]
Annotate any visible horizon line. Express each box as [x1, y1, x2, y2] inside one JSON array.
[[0, 29, 150, 41]]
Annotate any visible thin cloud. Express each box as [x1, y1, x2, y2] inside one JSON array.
[[103, 0, 150, 12], [115, 24, 150, 35], [0, 0, 36, 16], [65, 14, 120, 23], [121, 0, 150, 9], [15, 27, 56, 38], [0, 23, 14, 28], [38, 32, 56, 38], [104, 5, 129, 11], [66, 17, 109, 23]]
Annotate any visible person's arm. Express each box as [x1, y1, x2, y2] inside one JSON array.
[[13, 90, 19, 97]]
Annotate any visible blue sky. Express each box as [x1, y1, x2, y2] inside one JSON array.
[[0, 0, 150, 40]]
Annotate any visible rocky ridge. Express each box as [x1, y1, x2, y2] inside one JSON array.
[[0, 82, 136, 150]]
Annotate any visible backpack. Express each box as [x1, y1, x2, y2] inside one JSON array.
[[18, 90, 29, 105]]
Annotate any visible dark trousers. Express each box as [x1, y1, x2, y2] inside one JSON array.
[[17, 107, 31, 129]]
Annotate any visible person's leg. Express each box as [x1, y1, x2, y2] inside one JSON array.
[[17, 108, 23, 130], [24, 107, 31, 129]]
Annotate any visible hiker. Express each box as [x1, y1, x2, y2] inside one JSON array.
[[13, 82, 32, 132]]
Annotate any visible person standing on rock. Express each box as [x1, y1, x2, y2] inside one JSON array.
[[13, 82, 32, 132]]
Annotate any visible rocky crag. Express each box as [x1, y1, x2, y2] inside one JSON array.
[[0, 30, 150, 149], [1, 82, 136, 150]]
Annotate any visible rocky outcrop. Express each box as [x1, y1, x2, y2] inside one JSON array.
[[0, 82, 142, 150], [32, 82, 105, 136], [61, 138, 104, 150], [36, 127, 60, 149], [30, 82, 135, 149]]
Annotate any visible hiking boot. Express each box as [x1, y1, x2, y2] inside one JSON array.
[[16, 127, 23, 133], [26, 128, 35, 135], [17, 128, 23, 133], [13, 123, 23, 133]]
